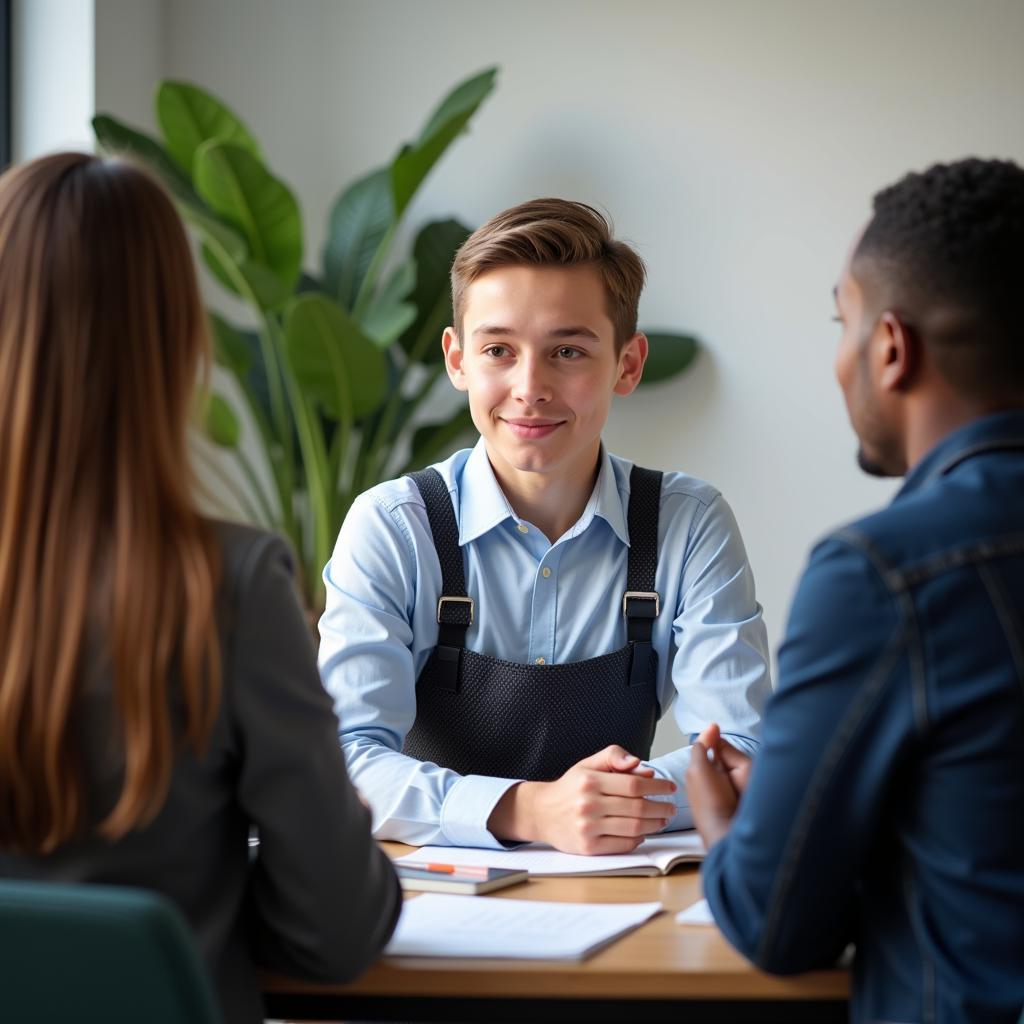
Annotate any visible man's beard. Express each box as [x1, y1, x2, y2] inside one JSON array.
[[856, 445, 896, 478]]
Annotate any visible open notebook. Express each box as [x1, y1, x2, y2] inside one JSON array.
[[394, 831, 705, 877]]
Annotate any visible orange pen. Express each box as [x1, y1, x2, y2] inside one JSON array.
[[400, 862, 490, 877]]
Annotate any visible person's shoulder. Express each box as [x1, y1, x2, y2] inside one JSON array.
[[608, 452, 721, 506], [354, 446, 473, 520], [207, 519, 296, 597], [796, 503, 915, 608], [810, 493, 937, 581]]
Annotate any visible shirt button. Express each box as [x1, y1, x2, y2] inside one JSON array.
[[517, 523, 529, 534], [535, 657, 545, 665], [541, 567, 552, 578]]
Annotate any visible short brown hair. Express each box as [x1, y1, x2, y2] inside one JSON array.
[[451, 198, 646, 348]]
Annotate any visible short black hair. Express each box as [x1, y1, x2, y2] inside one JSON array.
[[853, 157, 1024, 398]]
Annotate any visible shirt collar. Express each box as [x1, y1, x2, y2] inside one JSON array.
[[457, 438, 520, 544], [455, 439, 631, 547], [589, 447, 631, 547], [896, 409, 1024, 500]]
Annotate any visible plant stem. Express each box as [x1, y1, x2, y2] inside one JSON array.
[[194, 443, 263, 524], [235, 446, 279, 527], [327, 378, 354, 535], [266, 313, 331, 609]]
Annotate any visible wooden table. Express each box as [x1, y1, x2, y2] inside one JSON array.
[[262, 843, 850, 1022]]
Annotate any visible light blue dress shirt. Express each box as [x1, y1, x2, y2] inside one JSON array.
[[319, 438, 771, 848]]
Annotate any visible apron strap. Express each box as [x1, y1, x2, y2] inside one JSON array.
[[624, 466, 663, 687], [407, 469, 470, 690], [408, 463, 664, 690]]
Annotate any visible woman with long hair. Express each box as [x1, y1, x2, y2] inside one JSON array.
[[0, 152, 400, 1023]]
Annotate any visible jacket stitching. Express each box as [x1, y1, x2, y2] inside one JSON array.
[[832, 531, 928, 732], [889, 536, 1024, 591], [901, 586, 929, 735], [931, 436, 1024, 479]]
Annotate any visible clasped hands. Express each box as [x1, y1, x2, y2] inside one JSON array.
[[685, 721, 752, 849], [487, 744, 677, 855], [488, 726, 752, 855]]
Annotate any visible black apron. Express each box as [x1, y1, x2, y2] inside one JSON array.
[[401, 465, 663, 782]]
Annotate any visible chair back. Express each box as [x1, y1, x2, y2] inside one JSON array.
[[0, 879, 222, 1024]]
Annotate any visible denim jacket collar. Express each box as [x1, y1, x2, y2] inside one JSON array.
[[896, 409, 1024, 500]]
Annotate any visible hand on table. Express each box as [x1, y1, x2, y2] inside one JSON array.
[[685, 722, 752, 850], [488, 744, 677, 855]]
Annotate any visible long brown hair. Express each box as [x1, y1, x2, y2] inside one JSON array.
[[0, 153, 221, 852]]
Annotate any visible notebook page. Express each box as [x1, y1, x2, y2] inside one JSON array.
[[394, 843, 655, 876], [635, 832, 706, 871], [394, 832, 704, 876], [385, 893, 663, 959]]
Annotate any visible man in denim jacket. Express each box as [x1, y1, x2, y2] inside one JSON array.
[[687, 158, 1024, 1024]]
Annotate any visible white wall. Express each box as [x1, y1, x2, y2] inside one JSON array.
[[12, 0, 161, 161], [12, 0, 95, 158], [154, 0, 1024, 624], [94, 0, 162, 135], [24, 0, 1024, 749]]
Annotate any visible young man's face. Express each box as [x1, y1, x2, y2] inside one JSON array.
[[443, 264, 647, 485]]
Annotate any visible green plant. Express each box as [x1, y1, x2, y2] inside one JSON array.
[[93, 70, 698, 611]]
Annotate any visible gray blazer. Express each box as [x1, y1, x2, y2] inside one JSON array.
[[0, 522, 401, 1024]]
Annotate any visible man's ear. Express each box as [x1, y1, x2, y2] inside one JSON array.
[[875, 312, 917, 392], [613, 332, 649, 396], [442, 327, 468, 391]]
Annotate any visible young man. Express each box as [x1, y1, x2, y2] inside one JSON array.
[[320, 199, 771, 853], [686, 159, 1024, 1022]]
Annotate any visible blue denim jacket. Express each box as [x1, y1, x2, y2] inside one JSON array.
[[702, 411, 1024, 1024]]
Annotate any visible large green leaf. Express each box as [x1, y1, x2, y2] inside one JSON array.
[[284, 294, 387, 421], [156, 81, 260, 175], [93, 114, 248, 262], [360, 258, 417, 347], [209, 313, 253, 377], [194, 140, 302, 290], [93, 114, 197, 202], [398, 218, 471, 364], [639, 332, 700, 385], [204, 393, 241, 447], [322, 168, 393, 310], [390, 67, 497, 217], [202, 244, 293, 310]]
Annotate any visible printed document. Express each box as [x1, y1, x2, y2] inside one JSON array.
[[385, 893, 663, 960]]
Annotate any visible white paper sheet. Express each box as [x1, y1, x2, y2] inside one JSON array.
[[393, 832, 704, 877], [385, 894, 663, 960], [675, 898, 714, 925]]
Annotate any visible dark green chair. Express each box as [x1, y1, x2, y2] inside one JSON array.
[[0, 879, 222, 1023]]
